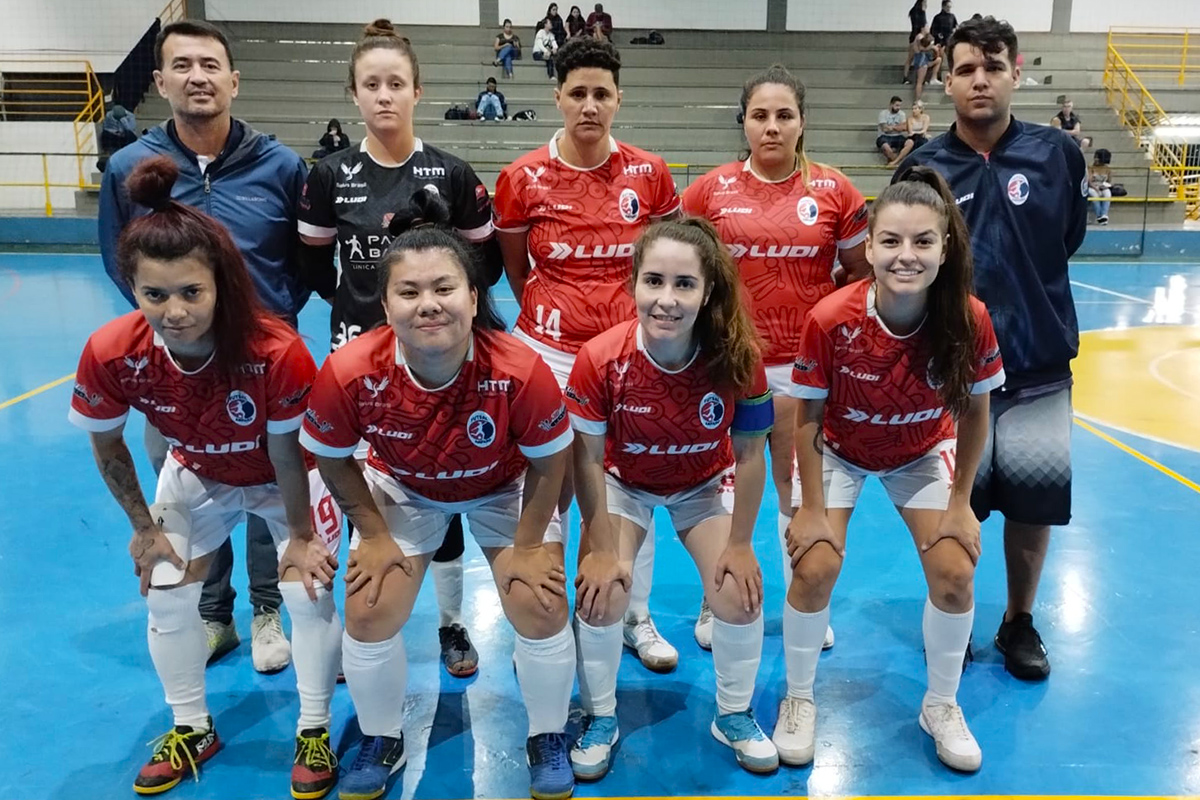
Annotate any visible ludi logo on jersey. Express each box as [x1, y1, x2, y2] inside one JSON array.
[[547, 242, 635, 260]]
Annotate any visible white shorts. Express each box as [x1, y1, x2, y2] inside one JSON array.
[[513, 326, 576, 389], [765, 363, 794, 397], [822, 440, 956, 510], [605, 468, 734, 532], [155, 455, 343, 561], [361, 466, 563, 555]]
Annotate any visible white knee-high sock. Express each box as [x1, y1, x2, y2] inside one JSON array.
[[280, 582, 342, 732], [783, 601, 830, 700], [515, 623, 575, 736], [923, 597, 974, 707], [778, 513, 793, 588], [146, 583, 209, 730], [431, 557, 464, 627], [627, 519, 655, 619], [342, 629, 406, 738], [711, 614, 764, 715], [574, 616, 622, 716]]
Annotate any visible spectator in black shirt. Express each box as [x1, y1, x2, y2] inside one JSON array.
[[566, 5, 586, 38], [543, 3, 567, 46], [930, 0, 958, 80], [312, 118, 350, 159], [1050, 98, 1090, 148]]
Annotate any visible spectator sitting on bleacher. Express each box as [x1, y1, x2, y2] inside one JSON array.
[[98, 103, 139, 171], [534, 17, 559, 79], [476, 77, 508, 121], [907, 100, 931, 149], [1087, 148, 1113, 225], [910, 32, 942, 99], [930, 0, 957, 79], [877, 95, 914, 166], [312, 118, 350, 159], [1050, 98, 1091, 148], [567, 5, 586, 38], [544, 3, 567, 46], [585, 3, 613, 41], [494, 19, 521, 78]]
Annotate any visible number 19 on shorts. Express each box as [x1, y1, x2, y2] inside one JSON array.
[[534, 304, 562, 341]]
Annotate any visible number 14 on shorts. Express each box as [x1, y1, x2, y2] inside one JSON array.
[[534, 304, 562, 341]]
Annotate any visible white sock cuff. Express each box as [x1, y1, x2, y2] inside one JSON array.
[[431, 556, 463, 573], [711, 613, 764, 644], [574, 615, 619, 639], [279, 582, 334, 614], [784, 600, 830, 624], [925, 597, 974, 621], [147, 582, 203, 623], [343, 629, 403, 661], [516, 622, 573, 656]]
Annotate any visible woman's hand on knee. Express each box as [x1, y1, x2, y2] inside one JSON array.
[[502, 544, 567, 613], [575, 549, 630, 624], [786, 507, 844, 570], [922, 501, 981, 565], [713, 542, 763, 616], [279, 537, 339, 601], [345, 535, 413, 607]]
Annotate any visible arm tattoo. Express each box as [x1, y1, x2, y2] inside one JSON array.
[[95, 441, 153, 531]]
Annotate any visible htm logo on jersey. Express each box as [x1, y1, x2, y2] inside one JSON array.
[[727, 243, 819, 259], [619, 188, 641, 222], [73, 383, 103, 407], [538, 402, 567, 431], [467, 410, 497, 447], [623, 162, 653, 176], [699, 392, 725, 430], [413, 166, 446, 179], [844, 406, 944, 425], [1007, 173, 1030, 206], [478, 379, 512, 392], [364, 376, 390, 399], [305, 408, 333, 433], [226, 390, 257, 426], [810, 178, 837, 190], [547, 242, 635, 260], [796, 196, 819, 226], [340, 162, 364, 180], [124, 355, 149, 377], [622, 441, 720, 455], [524, 166, 546, 184]]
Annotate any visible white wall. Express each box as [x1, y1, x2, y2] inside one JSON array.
[[0, 0, 163, 74], [0, 123, 97, 213], [497, 0, 768, 31], [1071, 0, 1200, 32], [206, 0, 479, 25], [786, 0, 1051, 32]]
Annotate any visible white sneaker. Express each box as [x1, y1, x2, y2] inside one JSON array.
[[823, 625, 835, 650], [772, 696, 816, 766], [204, 619, 239, 665], [694, 599, 714, 650], [929, 77, 944, 85], [251, 608, 291, 673], [569, 715, 619, 780], [711, 710, 779, 773], [919, 701, 982, 772], [622, 614, 678, 672]]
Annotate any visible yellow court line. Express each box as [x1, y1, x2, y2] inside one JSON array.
[[1074, 417, 1200, 495], [0, 372, 74, 411]]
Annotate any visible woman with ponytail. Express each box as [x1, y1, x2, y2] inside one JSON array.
[[564, 218, 778, 780], [298, 18, 504, 680], [682, 64, 870, 650], [301, 193, 577, 800], [777, 166, 1003, 773], [69, 156, 346, 799]]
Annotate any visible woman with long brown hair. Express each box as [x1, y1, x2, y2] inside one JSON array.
[[777, 165, 1003, 772], [565, 218, 778, 780]]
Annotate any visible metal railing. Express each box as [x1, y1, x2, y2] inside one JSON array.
[[0, 152, 99, 216], [1106, 27, 1200, 86]]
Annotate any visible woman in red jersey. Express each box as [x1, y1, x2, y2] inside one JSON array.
[[778, 166, 1003, 774], [301, 194, 576, 800], [70, 157, 344, 799], [682, 64, 871, 649]]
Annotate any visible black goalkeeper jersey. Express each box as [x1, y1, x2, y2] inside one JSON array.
[[299, 139, 495, 350]]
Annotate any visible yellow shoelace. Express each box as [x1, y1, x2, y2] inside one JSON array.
[[296, 733, 337, 771], [145, 728, 204, 783]]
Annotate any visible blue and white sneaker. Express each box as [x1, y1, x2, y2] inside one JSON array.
[[569, 715, 619, 780], [710, 710, 779, 773], [339, 735, 406, 800], [526, 732, 574, 799]]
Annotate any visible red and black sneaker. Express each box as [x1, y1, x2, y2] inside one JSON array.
[[133, 719, 221, 795], [292, 727, 338, 799]]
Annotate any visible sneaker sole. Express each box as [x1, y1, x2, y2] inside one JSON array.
[[709, 721, 779, 773], [570, 727, 619, 781], [338, 752, 407, 800], [293, 780, 336, 800], [773, 739, 815, 767], [622, 640, 678, 672], [530, 786, 575, 800], [918, 711, 982, 772], [444, 661, 479, 678]]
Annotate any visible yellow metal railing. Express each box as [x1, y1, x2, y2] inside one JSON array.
[[1106, 27, 1200, 86], [0, 152, 101, 217], [1104, 30, 1200, 220]]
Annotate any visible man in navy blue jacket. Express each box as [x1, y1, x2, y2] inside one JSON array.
[[99, 20, 308, 675], [898, 16, 1087, 683]]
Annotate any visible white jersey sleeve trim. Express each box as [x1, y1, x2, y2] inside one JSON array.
[[68, 407, 128, 432], [971, 368, 1006, 395], [298, 220, 338, 238], [569, 414, 607, 435], [650, 198, 683, 219], [266, 412, 306, 435], [299, 428, 358, 458], [790, 384, 829, 400], [456, 221, 494, 242], [519, 427, 575, 458], [493, 222, 531, 233], [836, 228, 869, 250]]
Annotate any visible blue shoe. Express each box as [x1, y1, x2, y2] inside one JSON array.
[[338, 735, 406, 800], [710, 710, 779, 774], [526, 732, 574, 799], [569, 715, 619, 780]]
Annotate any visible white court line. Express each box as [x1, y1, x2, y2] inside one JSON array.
[[1070, 279, 1153, 305], [1073, 410, 1200, 455], [1148, 349, 1200, 403]]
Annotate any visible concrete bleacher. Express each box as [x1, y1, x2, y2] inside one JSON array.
[[125, 22, 1180, 225]]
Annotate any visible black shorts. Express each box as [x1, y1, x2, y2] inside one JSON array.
[[908, 133, 929, 148], [877, 134, 908, 151]]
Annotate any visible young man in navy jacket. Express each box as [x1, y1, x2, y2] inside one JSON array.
[[898, 15, 1088, 682]]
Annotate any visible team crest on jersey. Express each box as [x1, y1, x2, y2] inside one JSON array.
[[925, 357, 945, 391], [718, 175, 737, 189], [619, 188, 641, 222], [226, 390, 257, 426], [1080, 174, 1089, 198], [796, 196, 819, 226], [699, 392, 725, 430], [1007, 173, 1030, 206], [124, 355, 149, 377], [340, 162, 363, 180], [364, 376, 390, 399], [467, 410, 497, 447], [524, 166, 546, 185]]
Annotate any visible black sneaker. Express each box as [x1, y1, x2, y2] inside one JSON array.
[[994, 613, 1050, 681], [439, 623, 479, 677]]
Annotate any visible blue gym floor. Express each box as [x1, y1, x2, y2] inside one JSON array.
[[2, 254, 1198, 800]]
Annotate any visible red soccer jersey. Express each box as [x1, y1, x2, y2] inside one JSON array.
[[300, 327, 573, 503], [682, 161, 869, 366], [493, 133, 681, 354], [790, 281, 1005, 471], [565, 320, 772, 495], [69, 312, 316, 487]]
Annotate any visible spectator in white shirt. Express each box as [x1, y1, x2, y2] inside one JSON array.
[[533, 17, 559, 79], [877, 95, 913, 166]]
